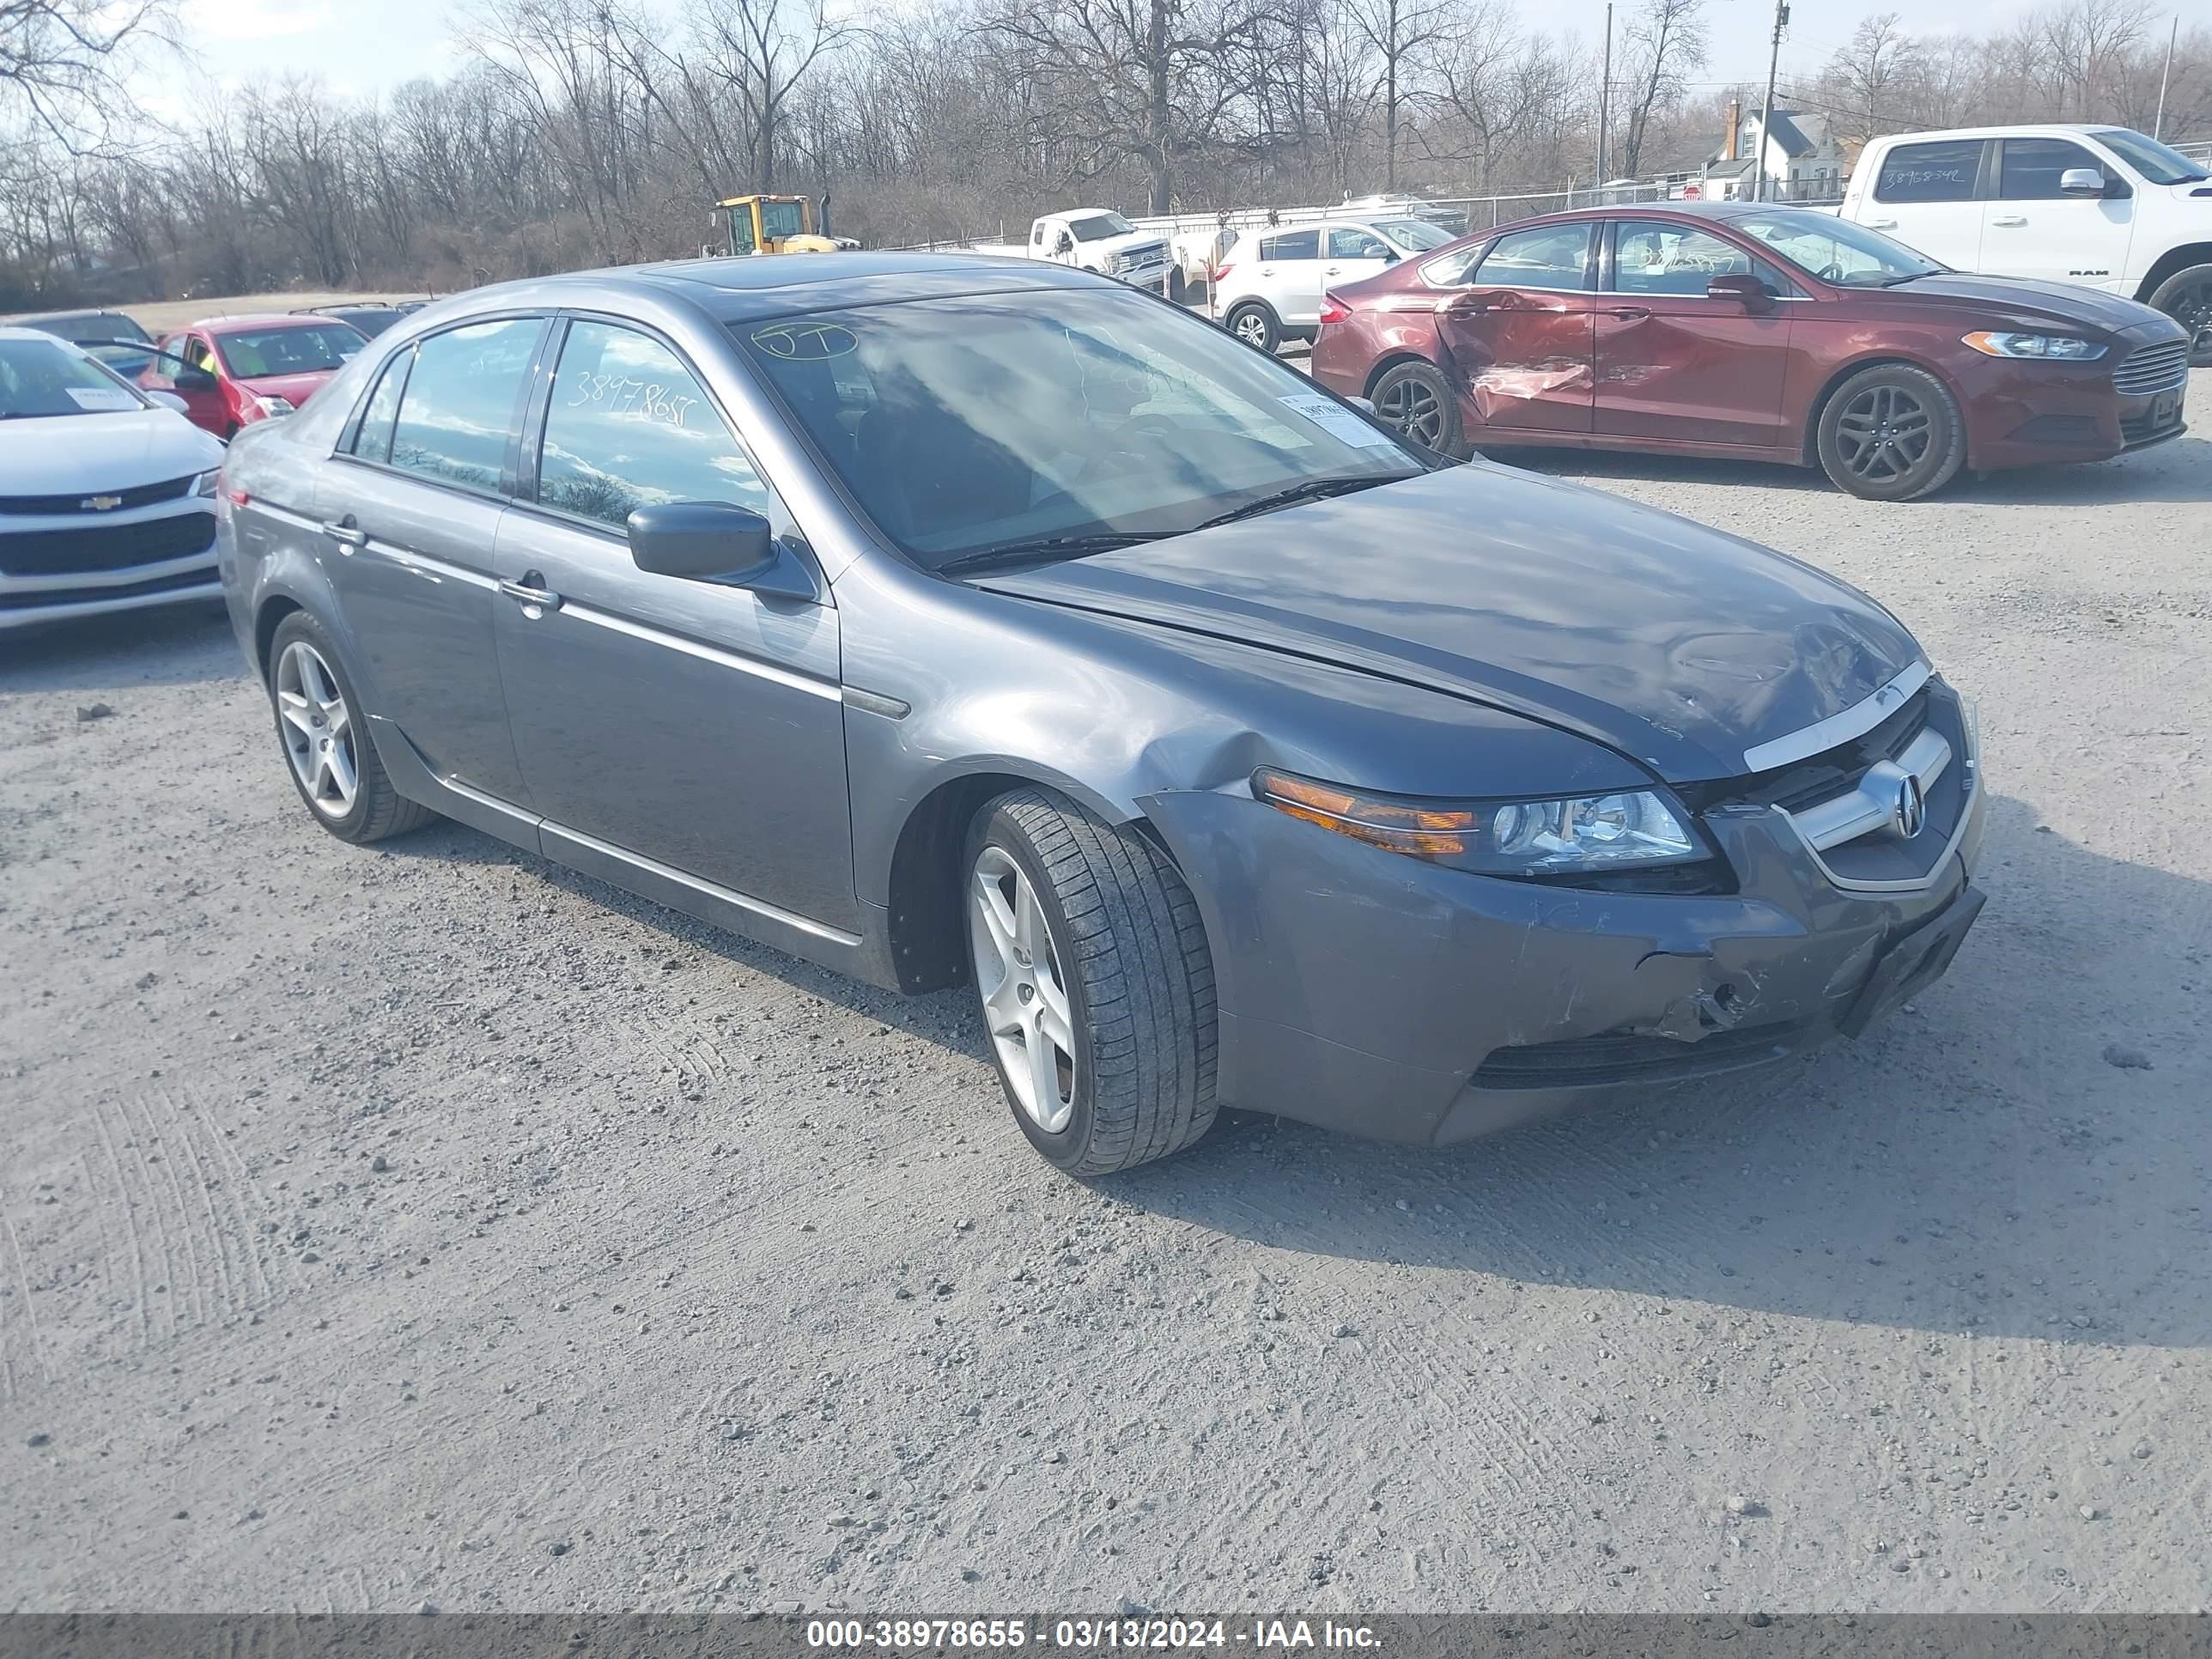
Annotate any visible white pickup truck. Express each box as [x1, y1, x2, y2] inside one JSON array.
[[974, 210, 1178, 295], [1836, 125, 2212, 362]]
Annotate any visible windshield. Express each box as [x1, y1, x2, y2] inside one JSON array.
[[1067, 213, 1134, 242], [213, 323, 364, 378], [1733, 209, 1943, 286], [1375, 218, 1451, 251], [761, 199, 808, 240], [2090, 128, 2209, 185], [0, 335, 147, 419], [733, 291, 1421, 568]]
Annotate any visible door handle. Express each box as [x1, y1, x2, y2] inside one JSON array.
[[1868, 218, 1899, 229], [1991, 215, 2027, 227], [321, 519, 367, 550], [498, 575, 562, 611], [1607, 306, 1651, 320]]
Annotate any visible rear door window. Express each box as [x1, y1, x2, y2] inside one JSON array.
[[386, 317, 542, 494], [1258, 229, 1319, 260], [1874, 139, 1984, 203], [351, 349, 412, 464], [1997, 137, 2111, 198], [1474, 224, 1594, 291]]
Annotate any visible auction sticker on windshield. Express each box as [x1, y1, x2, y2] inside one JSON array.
[[1279, 392, 1398, 448], [67, 387, 138, 411]]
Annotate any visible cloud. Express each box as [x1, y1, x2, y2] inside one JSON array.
[[184, 0, 337, 41]]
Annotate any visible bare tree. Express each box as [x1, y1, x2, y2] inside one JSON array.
[[1818, 12, 1926, 148], [1346, 0, 1447, 188], [1, 0, 173, 150], [1614, 0, 1704, 176], [684, 0, 852, 192]]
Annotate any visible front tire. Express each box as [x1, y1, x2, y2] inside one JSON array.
[[1224, 301, 1279, 354], [2145, 263, 2212, 367], [1814, 364, 1966, 501], [964, 788, 1218, 1175], [1369, 360, 1465, 458], [267, 611, 433, 843]]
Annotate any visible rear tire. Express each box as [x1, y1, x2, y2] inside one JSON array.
[[963, 788, 1218, 1175], [2145, 263, 2212, 367], [1224, 301, 1279, 354], [266, 611, 434, 844], [1369, 360, 1465, 458], [1814, 364, 1966, 501]]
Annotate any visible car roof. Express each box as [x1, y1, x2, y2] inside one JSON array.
[[1860, 123, 2125, 143], [191, 312, 364, 335], [411, 252, 1134, 326]]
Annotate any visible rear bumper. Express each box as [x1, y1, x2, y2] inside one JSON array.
[[1142, 764, 1987, 1147]]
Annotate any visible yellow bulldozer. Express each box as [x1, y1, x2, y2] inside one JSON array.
[[716, 193, 843, 256]]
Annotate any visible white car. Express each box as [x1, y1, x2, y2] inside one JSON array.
[[1, 325, 227, 632], [1836, 125, 2212, 362], [1212, 216, 1456, 351]]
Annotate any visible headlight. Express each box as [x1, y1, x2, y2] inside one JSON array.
[[191, 469, 219, 497], [1961, 331, 2106, 361], [252, 394, 296, 418], [1253, 769, 1705, 878]]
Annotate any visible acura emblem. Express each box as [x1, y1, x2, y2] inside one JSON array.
[[1891, 773, 1927, 840], [83, 495, 123, 511]]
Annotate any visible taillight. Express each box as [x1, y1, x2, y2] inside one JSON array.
[[1317, 293, 1352, 326], [1211, 263, 1234, 283]]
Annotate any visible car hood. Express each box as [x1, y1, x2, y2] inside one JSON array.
[[0, 406, 224, 495], [976, 466, 1922, 784], [1877, 273, 2173, 334], [237, 369, 341, 405]]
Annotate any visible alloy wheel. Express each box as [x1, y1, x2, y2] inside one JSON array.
[[1376, 374, 1444, 447], [1832, 383, 1934, 484], [2171, 276, 2212, 366], [275, 640, 358, 818], [1232, 311, 1270, 348], [968, 845, 1079, 1133]]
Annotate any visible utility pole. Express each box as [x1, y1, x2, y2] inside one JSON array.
[[2154, 14, 2178, 140], [1754, 0, 1789, 203], [1596, 1, 1613, 200]]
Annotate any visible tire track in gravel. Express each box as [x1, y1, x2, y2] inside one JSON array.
[[87, 1094, 155, 1349], [115, 1088, 215, 1333]]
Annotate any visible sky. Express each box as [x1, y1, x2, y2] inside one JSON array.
[[174, 0, 2212, 117]]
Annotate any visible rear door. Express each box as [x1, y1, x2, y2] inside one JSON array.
[[1984, 135, 2136, 289], [1253, 228, 1325, 326], [1862, 137, 1989, 269], [1594, 219, 1795, 447], [319, 315, 546, 806], [1433, 222, 1597, 435]]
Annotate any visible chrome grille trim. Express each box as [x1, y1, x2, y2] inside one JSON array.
[[2112, 340, 2188, 398], [1790, 726, 1952, 851], [1739, 659, 1931, 775]]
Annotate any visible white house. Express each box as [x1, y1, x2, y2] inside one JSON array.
[[1698, 101, 1850, 200]]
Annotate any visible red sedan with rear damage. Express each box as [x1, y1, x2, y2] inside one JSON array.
[[1310, 203, 2191, 501]]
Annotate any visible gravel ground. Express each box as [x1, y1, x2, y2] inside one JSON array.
[[3, 376, 2209, 1615]]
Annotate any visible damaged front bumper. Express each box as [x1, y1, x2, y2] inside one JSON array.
[[1140, 760, 1986, 1146]]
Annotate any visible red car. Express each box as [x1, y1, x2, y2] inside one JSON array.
[[137, 313, 369, 441], [1310, 203, 2191, 501]]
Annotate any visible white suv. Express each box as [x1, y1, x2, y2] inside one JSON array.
[[1214, 217, 1455, 351]]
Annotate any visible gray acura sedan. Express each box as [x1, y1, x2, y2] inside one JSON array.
[[215, 253, 1985, 1173]]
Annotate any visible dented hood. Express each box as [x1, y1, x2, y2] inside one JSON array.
[[975, 465, 1921, 783]]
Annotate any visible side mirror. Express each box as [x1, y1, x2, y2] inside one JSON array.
[[1381, 247, 1401, 264], [175, 366, 216, 392], [2058, 167, 2106, 197], [626, 501, 812, 597], [149, 391, 189, 414], [1707, 272, 1775, 314]]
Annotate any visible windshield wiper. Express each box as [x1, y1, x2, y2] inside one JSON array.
[[935, 532, 1161, 577], [1192, 474, 1400, 531], [1880, 270, 1942, 286]]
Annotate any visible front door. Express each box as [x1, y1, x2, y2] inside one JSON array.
[[491, 316, 857, 932], [319, 314, 545, 805], [1322, 224, 1395, 302], [142, 337, 228, 437], [1862, 137, 1988, 270], [1984, 136, 2136, 289], [1435, 221, 1597, 436], [1594, 219, 1795, 447]]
